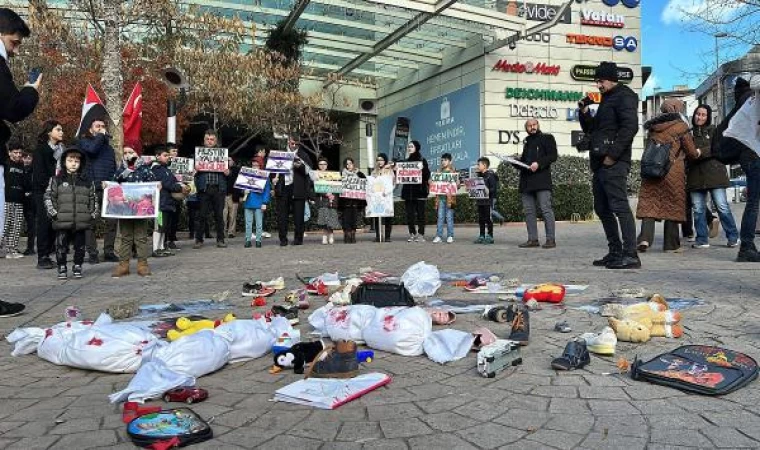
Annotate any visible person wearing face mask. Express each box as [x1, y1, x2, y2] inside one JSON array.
[[400, 140, 431, 242], [32, 120, 63, 269], [686, 104, 738, 249]]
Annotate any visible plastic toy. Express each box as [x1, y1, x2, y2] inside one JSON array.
[[522, 283, 566, 303], [357, 350, 374, 363], [122, 402, 161, 423], [166, 314, 236, 342], [252, 297, 267, 307], [162, 387, 209, 404], [272, 330, 301, 355]]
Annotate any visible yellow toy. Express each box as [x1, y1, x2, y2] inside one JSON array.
[[608, 317, 651, 343], [166, 314, 236, 341]]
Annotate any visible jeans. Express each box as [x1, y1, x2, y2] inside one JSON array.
[[521, 190, 556, 241], [740, 158, 760, 247], [592, 162, 637, 256], [244, 208, 264, 242], [196, 186, 226, 243], [117, 219, 150, 261], [405, 199, 426, 236], [638, 218, 681, 251], [86, 186, 117, 256], [691, 189, 738, 245], [223, 195, 239, 236], [436, 199, 454, 238], [56, 229, 86, 266]]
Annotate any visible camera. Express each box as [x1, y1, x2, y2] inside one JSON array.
[[575, 135, 592, 153]]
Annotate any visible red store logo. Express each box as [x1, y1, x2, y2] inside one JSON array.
[[492, 60, 560, 76]]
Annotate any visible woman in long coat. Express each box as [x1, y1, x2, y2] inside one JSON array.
[[636, 99, 701, 252]]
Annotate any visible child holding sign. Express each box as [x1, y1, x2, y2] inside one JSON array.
[[475, 157, 498, 245], [315, 157, 341, 245], [242, 157, 271, 248], [433, 153, 457, 244]]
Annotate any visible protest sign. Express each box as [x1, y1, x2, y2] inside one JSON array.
[[365, 175, 394, 218], [429, 172, 458, 195], [234, 167, 270, 193], [102, 182, 160, 219], [488, 153, 530, 170], [395, 161, 423, 184], [465, 178, 488, 199], [194, 147, 229, 172], [314, 171, 343, 194], [170, 157, 194, 182], [341, 176, 366, 200], [266, 151, 295, 174]]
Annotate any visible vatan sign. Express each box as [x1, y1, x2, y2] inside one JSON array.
[[341, 176, 366, 200], [102, 182, 160, 219], [465, 178, 488, 199], [502, 1, 572, 23], [365, 175, 395, 218], [581, 9, 624, 28], [571, 65, 634, 83], [379, 83, 480, 173], [194, 147, 228, 172], [234, 167, 270, 193], [314, 171, 343, 194], [491, 60, 560, 76], [395, 162, 424, 184], [505, 88, 584, 103], [265, 151, 295, 174], [429, 172, 459, 195]]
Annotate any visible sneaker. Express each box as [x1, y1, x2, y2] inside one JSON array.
[[166, 241, 179, 251], [446, 236, 454, 244], [432, 236, 442, 243], [152, 250, 170, 258], [228, 233, 235, 239], [606, 255, 641, 270], [727, 240, 739, 248], [692, 243, 710, 249], [37, 258, 54, 270], [0, 300, 25, 318], [193, 241, 203, 249], [245, 240, 252, 248], [484, 235, 494, 245], [415, 235, 426, 242], [306, 340, 359, 379], [518, 240, 540, 248], [737, 247, 760, 262], [88, 253, 100, 265], [407, 234, 416, 242], [72, 265, 83, 279], [592, 253, 619, 267], [508, 306, 530, 345], [474, 235, 485, 244], [306, 280, 329, 296], [242, 283, 276, 297], [709, 218, 720, 239], [262, 232, 272, 239], [5, 251, 23, 259], [255, 241, 262, 248], [483, 305, 513, 323], [551, 339, 591, 371], [103, 252, 119, 263], [464, 277, 487, 292], [580, 326, 617, 355], [554, 320, 572, 333], [328, 234, 334, 245], [261, 277, 285, 290], [322, 235, 328, 245], [217, 241, 227, 248], [269, 304, 299, 325], [57, 265, 68, 280], [686, 235, 696, 242]]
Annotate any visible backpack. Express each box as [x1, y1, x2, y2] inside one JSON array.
[[351, 282, 416, 308], [127, 408, 213, 448], [631, 345, 758, 396], [640, 136, 674, 179]]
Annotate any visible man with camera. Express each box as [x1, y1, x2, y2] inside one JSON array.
[[578, 62, 640, 269]]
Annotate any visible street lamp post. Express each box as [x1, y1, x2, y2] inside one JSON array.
[[715, 32, 728, 121]]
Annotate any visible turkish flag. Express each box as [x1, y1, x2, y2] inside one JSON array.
[[76, 84, 109, 138], [122, 83, 143, 154]]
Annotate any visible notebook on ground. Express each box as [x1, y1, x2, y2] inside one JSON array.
[[273, 372, 391, 409]]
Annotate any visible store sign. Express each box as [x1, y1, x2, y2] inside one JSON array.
[[566, 34, 612, 46], [523, 32, 551, 43], [509, 104, 559, 119], [581, 10, 625, 28], [492, 60, 560, 76], [613, 35, 638, 52], [603, 0, 640, 7], [503, 1, 572, 24], [378, 83, 480, 173], [571, 65, 634, 83], [498, 130, 525, 145], [505, 87, 584, 102]]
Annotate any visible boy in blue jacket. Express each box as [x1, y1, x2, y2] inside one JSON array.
[[242, 157, 271, 248]]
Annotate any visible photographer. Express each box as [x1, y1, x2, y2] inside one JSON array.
[[578, 62, 640, 269]]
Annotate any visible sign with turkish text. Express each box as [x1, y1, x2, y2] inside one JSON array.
[[581, 10, 624, 28], [429, 172, 458, 195], [265, 151, 295, 174], [465, 178, 488, 199], [170, 157, 194, 182], [505, 88, 584, 102], [492, 60, 560, 76], [234, 167, 270, 193], [395, 162, 423, 184], [341, 175, 367, 200], [314, 171, 343, 194], [566, 34, 612, 46], [194, 147, 228, 172]]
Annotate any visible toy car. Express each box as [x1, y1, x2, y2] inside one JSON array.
[[162, 387, 208, 404]]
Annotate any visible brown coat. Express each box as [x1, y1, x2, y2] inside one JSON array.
[[636, 114, 699, 222]]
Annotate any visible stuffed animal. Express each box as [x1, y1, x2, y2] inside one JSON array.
[[166, 314, 236, 342], [601, 294, 670, 318], [608, 317, 650, 343], [269, 341, 325, 374]]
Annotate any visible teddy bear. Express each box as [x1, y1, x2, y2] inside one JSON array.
[[608, 317, 651, 343], [166, 313, 236, 341]]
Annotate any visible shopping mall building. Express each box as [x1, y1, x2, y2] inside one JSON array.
[[13, 0, 644, 171]]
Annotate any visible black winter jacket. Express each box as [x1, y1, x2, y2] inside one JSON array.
[[4, 160, 27, 203], [338, 169, 366, 210], [274, 147, 314, 200], [44, 150, 98, 231], [152, 163, 184, 213], [477, 170, 498, 206], [580, 83, 640, 171], [518, 131, 558, 193], [0, 58, 38, 167], [32, 141, 59, 193], [686, 125, 729, 191], [400, 154, 431, 200], [78, 133, 117, 184]]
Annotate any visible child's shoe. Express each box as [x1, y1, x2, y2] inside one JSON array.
[[474, 235, 485, 244], [255, 241, 262, 248], [432, 236, 442, 243], [580, 326, 617, 355], [57, 265, 68, 280], [260, 277, 285, 290], [72, 265, 83, 279], [509, 306, 530, 345], [484, 235, 495, 245], [322, 235, 328, 245], [269, 304, 299, 325], [245, 240, 252, 248]]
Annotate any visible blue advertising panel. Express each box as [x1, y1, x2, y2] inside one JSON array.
[[378, 83, 481, 172]]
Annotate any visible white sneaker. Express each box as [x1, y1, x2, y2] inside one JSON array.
[[691, 243, 710, 249], [686, 236, 696, 242], [727, 240, 739, 248], [432, 236, 442, 243], [261, 277, 285, 290], [328, 234, 334, 245], [6, 252, 23, 259], [416, 235, 426, 242], [262, 232, 272, 238], [322, 235, 328, 245], [407, 234, 416, 242], [446, 237, 454, 244], [580, 327, 617, 355]]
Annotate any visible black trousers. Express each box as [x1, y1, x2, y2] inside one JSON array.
[[478, 205, 493, 236], [56, 229, 86, 266], [34, 192, 55, 260], [277, 194, 306, 244], [342, 207, 359, 231], [638, 218, 681, 251], [196, 186, 226, 242], [23, 196, 36, 252], [405, 199, 426, 236], [374, 217, 393, 241], [187, 201, 209, 237], [592, 163, 637, 256], [166, 209, 179, 242]]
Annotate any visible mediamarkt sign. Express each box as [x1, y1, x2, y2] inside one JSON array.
[[509, 104, 559, 119], [505, 88, 584, 102], [581, 10, 624, 28], [492, 60, 560, 76]]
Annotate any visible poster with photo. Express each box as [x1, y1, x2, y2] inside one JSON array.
[[194, 147, 229, 172], [102, 182, 160, 219], [395, 162, 423, 185], [234, 167, 270, 193], [365, 175, 394, 218], [266, 151, 295, 174], [429, 172, 458, 195], [314, 171, 343, 194]]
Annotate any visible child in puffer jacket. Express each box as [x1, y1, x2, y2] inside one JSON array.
[[242, 157, 271, 248]]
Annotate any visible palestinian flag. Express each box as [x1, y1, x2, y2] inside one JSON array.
[[76, 84, 110, 138]]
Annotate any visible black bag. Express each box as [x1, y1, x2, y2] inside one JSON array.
[[631, 345, 758, 396], [714, 136, 745, 165], [127, 408, 213, 448], [351, 282, 416, 308], [640, 137, 673, 179]]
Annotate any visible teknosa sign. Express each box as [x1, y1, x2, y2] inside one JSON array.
[[580, 10, 625, 28], [566, 34, 613, 46], [492, 60, 560, 76]]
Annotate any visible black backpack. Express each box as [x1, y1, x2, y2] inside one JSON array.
[[351, 282, 416, 308], [631, 345, 758, 396], [640, 136, 674, 179], [127, 408, 213, 448]]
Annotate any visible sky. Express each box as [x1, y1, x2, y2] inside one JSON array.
[[641, 0, 750, 97]]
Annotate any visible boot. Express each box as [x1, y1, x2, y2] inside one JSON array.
[[509, 306, 530, 346], [350, 231, 356, 244], [111, 261, 130, 278], [306, 340, 359, 379], [136, 259, 152, 277], [343, 231, 349, 244], [737, 243, 760, 262], [518, 240, 540, 248], [551, 339, 591, 371]]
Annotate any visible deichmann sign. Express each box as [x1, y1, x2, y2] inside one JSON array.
[[571, 65, 634, 83], [505, 88, 584, 102], [503, 1, 572, 24], [492, 60, 560, 76], [509, 104, 559, 119], [581, 10, 625, 28]]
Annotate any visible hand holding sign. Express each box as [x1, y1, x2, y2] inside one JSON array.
[[429, 172, 458, 195], [195, 148, 229, 172]]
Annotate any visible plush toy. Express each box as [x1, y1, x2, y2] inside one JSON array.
[[608, 317, 651, 343], [166, 314, 236, 342], [617, 309, 682, 327], [269, 341, 325, 374], [602, 294, 670, 318], [522, 283, 566, 303]]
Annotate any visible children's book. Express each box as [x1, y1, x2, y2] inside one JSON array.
[[273, 373, 391, 409]]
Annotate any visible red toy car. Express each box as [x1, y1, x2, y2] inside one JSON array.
[[162, 387, 208, 404]]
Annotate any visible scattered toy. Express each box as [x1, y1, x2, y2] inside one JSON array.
[[126, 407, 213, 448], [522, 283, 566, 303], [166, 314, 236, 342], [477, 339, 523, 378], [272, 330, 301, 354], [270, 340, 326, 374], [554, 320, 572, 333], [162, 387, 209, 404], [608, 317, 650, 343], [427, 308, 456, 325], [357, 350, 374, 363], [252, 297, 267, 307]]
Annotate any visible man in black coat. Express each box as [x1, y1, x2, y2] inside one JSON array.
[[274, 137, 314, 246], [0, 8, 39, 318], [580, 61, 640, 269], [517, 119, 558, 249]]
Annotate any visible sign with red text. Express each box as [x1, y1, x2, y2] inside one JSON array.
[[580, 10, 624, 28], [194, 147, 229, 172], [492, 60, 560, 76], [395, 162, 423, 184], [429, 172, 458, 195]]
